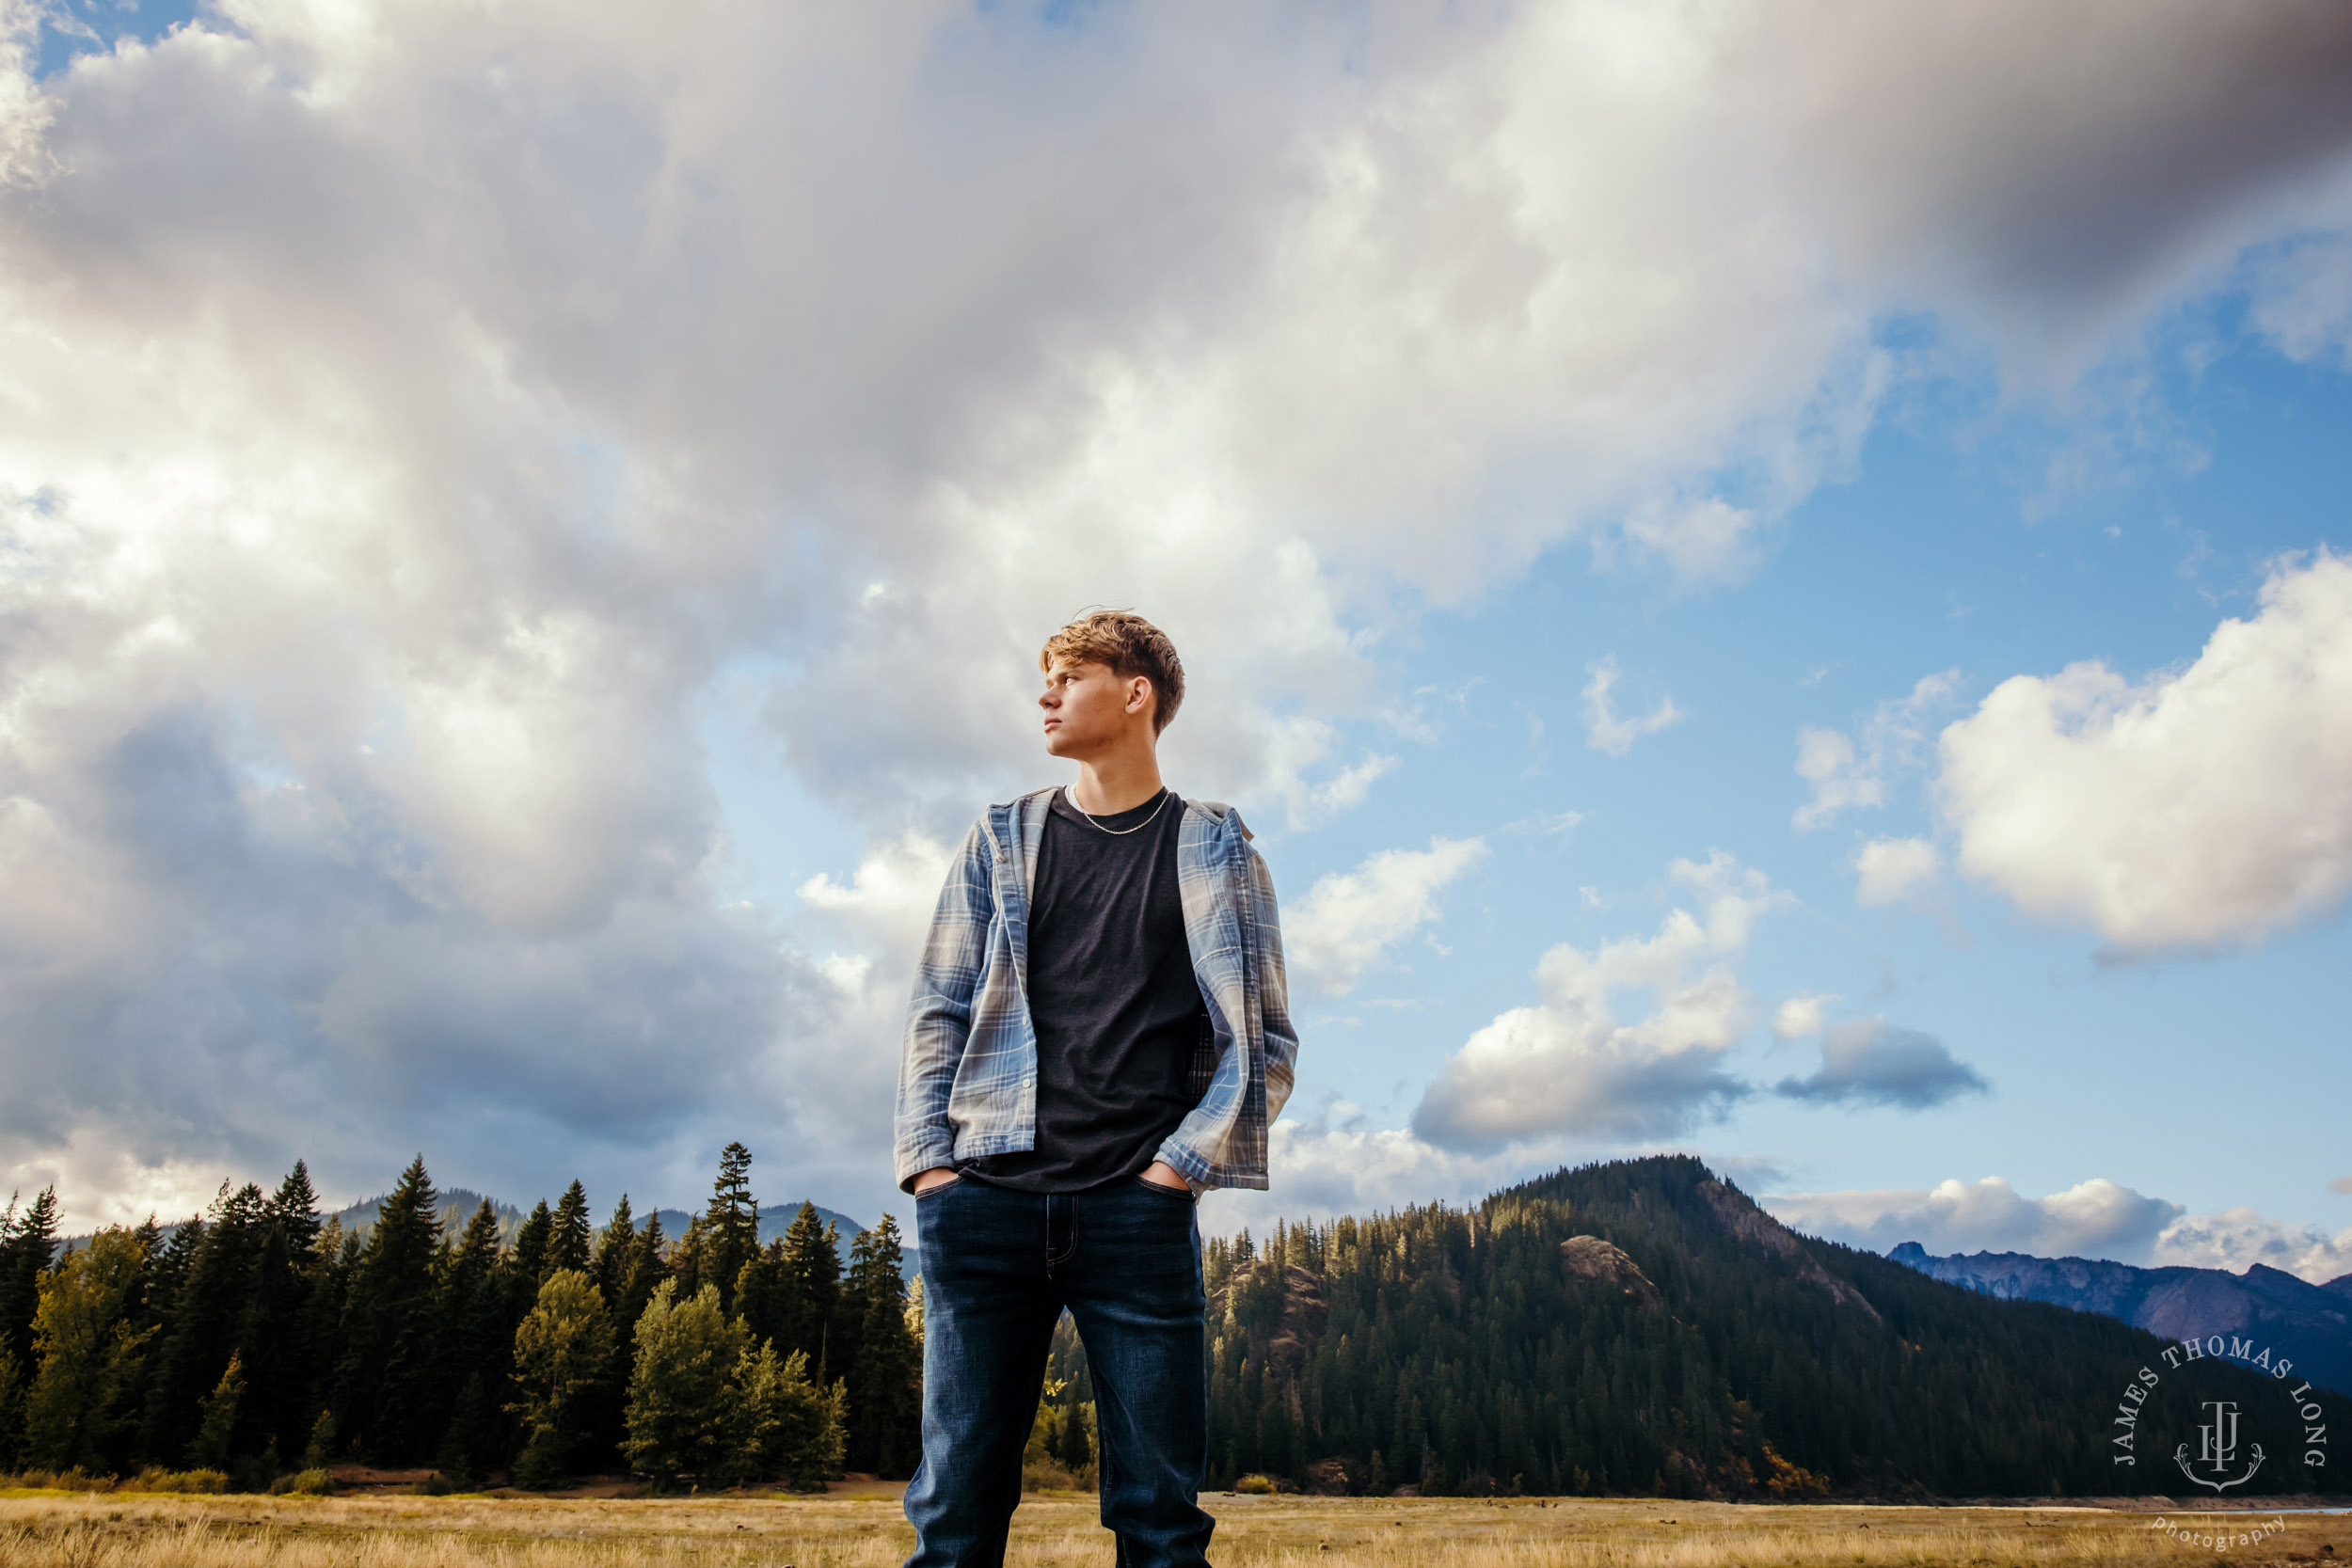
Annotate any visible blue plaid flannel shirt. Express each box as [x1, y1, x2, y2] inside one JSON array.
[[894, 787, 1296, 1193]]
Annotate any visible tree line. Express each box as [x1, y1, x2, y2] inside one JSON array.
[[0, 1143, 919, 1491]]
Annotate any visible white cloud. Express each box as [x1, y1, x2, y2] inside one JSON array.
[[1285, 836, 1486, 995], [1937, 551, 2352, 951], [1792, 671, 1963, 831], [1771, 1018, 1989, 1109], [1769, 1176, 2352, 1284], [1771, 993, 1835, 1041], [1411, 852, 1786, 1150], [800, 832, 957, 958], [1854, 835, 1942, 906], [1765, 1176, 2183, 1262], [2153, 1209, 2352, 1282], [3, 1, 2351, 1221], [1203, 1110, 1528, 1235], [1289, 752, 1400, 831], [1581, 657, 1685, 757]]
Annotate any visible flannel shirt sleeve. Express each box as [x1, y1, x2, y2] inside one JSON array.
[[1250, 842, 1297, 1127], [893, 820, 994, 1192]]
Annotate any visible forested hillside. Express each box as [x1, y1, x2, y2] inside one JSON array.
[[1165, 1156, 2342, 1497], [0, 1145, 918, 1490]]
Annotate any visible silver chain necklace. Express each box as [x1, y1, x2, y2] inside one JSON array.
[[1066, 784, 1170, 835]]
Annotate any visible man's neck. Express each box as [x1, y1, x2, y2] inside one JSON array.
[[1071, 747, 1164, 815]]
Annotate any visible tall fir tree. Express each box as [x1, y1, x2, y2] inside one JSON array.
[[332, 1157, 444, 1463], [776, 1203, 841, 1379], [845, 1215, 919, 1478], [139, 1182, 267, 1464], [592, 1196, 636, 1307], [246, 1164, 324, 1460], [0, 1187, 61, 1371], [434, 1200, 513, 1475], [549, 1182, 594, 1276], [704, 1144, 759, 1316]]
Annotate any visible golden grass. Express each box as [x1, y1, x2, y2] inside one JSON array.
[[0, 1491, 2338, 1567]]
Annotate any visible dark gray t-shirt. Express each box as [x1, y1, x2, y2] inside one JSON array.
[[960, 787, 1206, 1193]]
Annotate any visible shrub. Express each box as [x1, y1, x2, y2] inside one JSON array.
[[1232, 1473, 1279, 1495], [125, 1467, 229, 1494], [417, 1473, 454, 1496], [268, 1468, 333, 1497]]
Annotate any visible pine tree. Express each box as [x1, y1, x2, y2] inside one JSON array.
[[726, 1339, 845, 1490], [845, 1216, 919, 1477], [248, 1164, 324, 1461], [187, 1352, 246, 1470], [549, 1182, 593, 1276], [333, 1157, 444, 1463], [621, 1281, 743, 1488], [510, 1269, 616, 1488], [704, 1144, 758, 1314], [512, 1201, 553, 1286], [592, 1196, 636, 1306], [0, 1187, 60, 1370], [434, 1201, 512, 1472], [777, 1203, 841, 1378], [22, 1228, 157, 1473], [140, 1182, 268, 1464]]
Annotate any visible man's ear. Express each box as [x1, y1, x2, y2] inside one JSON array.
[[1127, 676, 1153, 719]]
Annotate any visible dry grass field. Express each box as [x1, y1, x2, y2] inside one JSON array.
[[0, 1489, 2341, 1567]]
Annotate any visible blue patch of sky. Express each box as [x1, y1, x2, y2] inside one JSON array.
[[1247, 295, 2350, 1227], [33, 0, 205, 80]]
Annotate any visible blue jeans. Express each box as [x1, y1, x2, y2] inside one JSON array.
[[904, 1175, 1214, 1568]]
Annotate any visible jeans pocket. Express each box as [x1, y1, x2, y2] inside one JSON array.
[[915, 1175, 962, 1200], [1132, 1175, 1195, 1202]]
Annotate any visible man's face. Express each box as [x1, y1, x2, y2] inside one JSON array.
[[1040, 658, 1150, 757]]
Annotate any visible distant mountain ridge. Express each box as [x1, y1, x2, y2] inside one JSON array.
[[1888, 1242, 2352, 1397]]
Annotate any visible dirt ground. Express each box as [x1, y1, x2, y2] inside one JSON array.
[[0, 1487, 2343, 1565]]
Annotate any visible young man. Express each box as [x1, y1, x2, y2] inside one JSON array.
[[895, 610, 1296, 1568]]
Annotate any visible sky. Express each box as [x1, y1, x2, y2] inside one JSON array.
[[2, 0, 2349, 1281]]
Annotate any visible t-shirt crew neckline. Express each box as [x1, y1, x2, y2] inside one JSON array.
[[1060, 784, 1169, 829]]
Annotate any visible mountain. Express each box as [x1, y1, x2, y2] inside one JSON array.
[[1166, 1155, 2344, 1498], [651, 1204, 869, 1265], [331, 1187, 526, 1243], [1887, 1242, 2352, 1399]]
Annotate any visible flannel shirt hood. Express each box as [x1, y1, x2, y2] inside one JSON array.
[[893, 786, 1297, 1193]]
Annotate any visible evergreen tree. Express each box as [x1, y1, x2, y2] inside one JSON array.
[[139, 1182, 268, 1463], [246, 1164, 324, 1461], [776, 1203, 841, 1378], [612, 1210, 669, 1338], [549, 1182, 593, 1276], [621, 1281, 743, 1487], [511, 1201, 553, 1287], [704, 1144, 758, 1314], [510, 1269, 616, 1488], [725, 1339, 845, 1490], [332, 1157, 444, 1463], [845, 1216, 919, 1477], [186, 1352, 246, 1470], [0, 1187, 60, 1370], [434, 1201, 513, 1472], [22, 1228, 156, 1473], [592, 1195, 636, 1306]]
